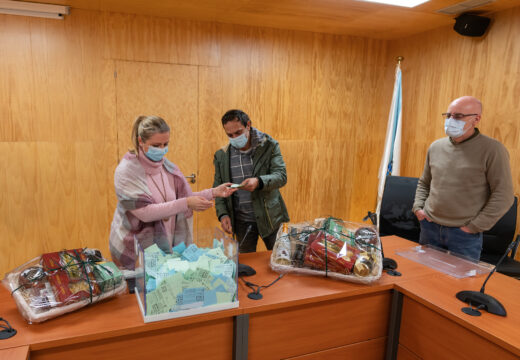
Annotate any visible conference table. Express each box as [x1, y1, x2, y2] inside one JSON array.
[[1, 236, 519, 360]]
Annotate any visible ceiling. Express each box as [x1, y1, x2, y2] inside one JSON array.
[[15, 0, 520, 39]]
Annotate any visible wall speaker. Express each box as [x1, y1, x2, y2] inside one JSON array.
[[454, 13, 491, 37]]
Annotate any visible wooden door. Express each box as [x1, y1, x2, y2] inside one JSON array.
[[114, 60, 202, 238]]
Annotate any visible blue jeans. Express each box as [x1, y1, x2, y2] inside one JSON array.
[[419, 219, 483, 261]]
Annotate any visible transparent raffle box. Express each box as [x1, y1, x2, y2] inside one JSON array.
[[134, 228, 239, 323]]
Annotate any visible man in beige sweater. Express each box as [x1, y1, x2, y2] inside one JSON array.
[[413, 96, 514, 261]]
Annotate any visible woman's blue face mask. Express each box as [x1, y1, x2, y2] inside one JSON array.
[[145, 146, 168, 162]]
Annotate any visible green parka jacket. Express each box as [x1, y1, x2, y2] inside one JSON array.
[[213, 132, 290, 238]]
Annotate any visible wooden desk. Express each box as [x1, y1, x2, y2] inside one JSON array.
[[0, 236, 519, 360], [0, 346, 29, 360], [0, 285, 239, 360], [396, 273, 520, 359], [237, 237, 442, 360]]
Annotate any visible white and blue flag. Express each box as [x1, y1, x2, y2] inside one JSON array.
[[376, 63, 402, 221]]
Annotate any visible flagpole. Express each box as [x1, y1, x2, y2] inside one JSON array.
[[375, 56, 404, 230]]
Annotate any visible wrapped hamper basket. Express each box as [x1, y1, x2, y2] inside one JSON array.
[[2, 248, 127, 323], [271, 217, 383, 284]]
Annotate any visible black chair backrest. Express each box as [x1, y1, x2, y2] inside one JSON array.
[[482, 196, 518, 257], [379, 176, 420, 242]]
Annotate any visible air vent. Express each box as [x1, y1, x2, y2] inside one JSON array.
[[436, 0, 495, 15]]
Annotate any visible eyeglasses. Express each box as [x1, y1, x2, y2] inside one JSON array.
[[442, 113, 478, 120]]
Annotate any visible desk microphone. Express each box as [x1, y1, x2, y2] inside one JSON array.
[[235, 225, 256, 277], [363, 212, 400, 276], [456, 237, 518, 317], [380, 239, 401, 276]]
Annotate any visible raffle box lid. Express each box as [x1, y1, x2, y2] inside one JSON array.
[[134, 228, 239, 323]]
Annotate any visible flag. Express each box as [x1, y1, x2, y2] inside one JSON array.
[[376, 63, 402, 225]]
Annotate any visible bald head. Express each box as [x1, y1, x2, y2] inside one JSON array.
[[448, 96, 482, 115]]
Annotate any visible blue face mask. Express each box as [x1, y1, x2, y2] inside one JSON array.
[[145, 146, 168, 162], [229, 131, 249, 149], [444, 118, 467, 138]]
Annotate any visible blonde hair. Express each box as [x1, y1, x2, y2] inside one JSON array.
[[130, 115, 170, 154]]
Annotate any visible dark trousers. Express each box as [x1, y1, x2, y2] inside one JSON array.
[[234, 220, 277, 253]]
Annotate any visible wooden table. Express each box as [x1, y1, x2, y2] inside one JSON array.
[[0, 236, 519, 360], [236, 236, 442, 360], [0, 282, 239, 360], [395, 273, 520, 359]]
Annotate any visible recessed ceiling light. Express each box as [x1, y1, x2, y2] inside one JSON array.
[[359, 0, 430, 8]]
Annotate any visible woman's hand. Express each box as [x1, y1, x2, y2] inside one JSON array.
[[187, 196, 213, 211], [212, 183, 237, 198]]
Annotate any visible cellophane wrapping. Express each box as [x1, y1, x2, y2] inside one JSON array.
[[2, 248, 127, 323], [270, 218, 383, 284]]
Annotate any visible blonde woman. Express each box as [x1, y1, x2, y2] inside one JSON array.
[[109, 115, 235, 270]]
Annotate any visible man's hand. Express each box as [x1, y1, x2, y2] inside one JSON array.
[[415, 209, 432, 222], [212, 183, 236, 198], [460, 226, 475, 234], [240, 177, 259, 192], [187, 196, 213, 211], [220, 215, 232, 234]]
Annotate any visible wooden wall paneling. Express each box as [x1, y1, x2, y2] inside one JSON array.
[[197, 65, 226, 246], [0, 15, 36, 142], [75, 142, 112, 252], [36, 142, 77, 251], [2, 143, 40, 270], [0, 10, 113, 275], [102, 59, 119, 240], [218, 24, 266, 126], [169, 19, 221, 67], [104, 12, 221, 66], [255, 28, 314, 141]]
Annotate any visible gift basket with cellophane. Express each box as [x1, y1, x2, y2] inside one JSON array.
[[270, 217, 383, 284], [2, 248, 127, 323]]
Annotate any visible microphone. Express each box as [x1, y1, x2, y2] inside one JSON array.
[[456, 237, 518, 316], [235, 225, 256, 277], [363, 212, 400, 276], [380, 238, 400, 276]]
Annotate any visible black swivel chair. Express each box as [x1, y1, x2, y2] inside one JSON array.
[[480, 197, 520, 278], [378, 176, 420, 242], [375, 175, 520, 279]]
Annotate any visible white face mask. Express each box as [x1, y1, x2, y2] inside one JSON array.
[[444, 117, 467, 138]]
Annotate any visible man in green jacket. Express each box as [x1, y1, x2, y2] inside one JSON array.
[[213, 109, 290, 253]]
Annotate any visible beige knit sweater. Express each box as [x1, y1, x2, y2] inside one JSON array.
[[413, 129, 514, 233]]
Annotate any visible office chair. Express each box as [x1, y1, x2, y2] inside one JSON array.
[[378, 176, 420, 242], [480, 197, 520, 279], [374, 176, 520, 279]]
